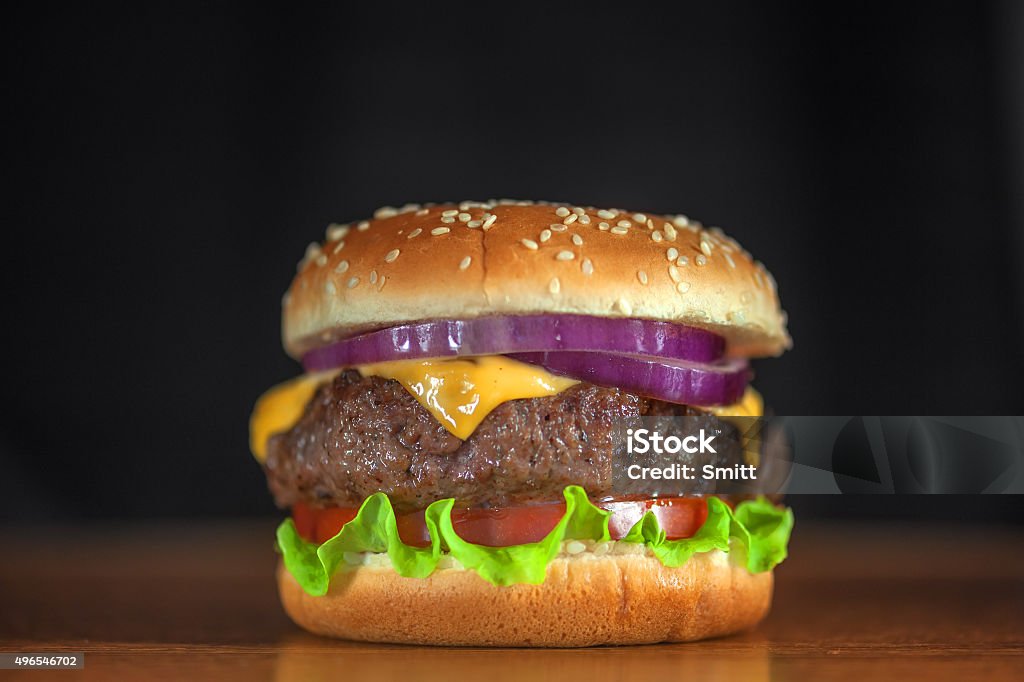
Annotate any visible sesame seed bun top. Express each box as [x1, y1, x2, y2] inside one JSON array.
[[282, 200, 791, 360]]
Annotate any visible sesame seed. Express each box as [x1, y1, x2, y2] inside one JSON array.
[[556, 250, 575, 261], [663, 223, 677, 240], [672, 215, 689, 228], [572, 234, 584, 246], [555, 207, 571, 217], [369, 270, 378, 284], [378, 275, 386, 291], [303, 242, 321, 261], [677, 255, 689, 266], [467, 219, 482, 228], [647, 219, 655, 230], [616, 297, 633, 315], [598, 222, 610, 230], [374, 206, 398, 219], [582, 258, 594, 276], [441, 209, 459, 217], [539, 229, 552, 243], [357, 221, 370, 231], [572, 206, 586, 215], [549, 277, 561, 294], [326, 223, 349, 241], [521, 238, 539, 250], [325, 280, 337, 295], [696, 254, 708, 266], [668, 265, 682, 283], [562, 213, 578, 225], [407, 228, 422, 239], [610, 226, 629, 235], [482, 214, 497, 229], [415, 208, 430, 216], [637, 270, 648, 285], [347, 276, 360, 289], [459, 255, 472, 270], [550, 223, 567, 232], [384, 248, 400, 263], [458, 212, 471, 222], [651, 231, 664, 242], [723, 252, 736, 269], [666, 247, 679, 261], [700, 239, 713, 256], [441, 216, 456, 224], [315, 254, 328, 267], [335, 260, 350, 273], [332, 240, 346, 254], [578, 215, 591, 225], [431, 227, 451, 236], [617, 220, 632, 229], [597, 209, 616, 220], [633, 213, 647, 223], [677, 281, 691, 293]]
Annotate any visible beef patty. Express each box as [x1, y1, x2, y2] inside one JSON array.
[[264, 369, 745, 512]]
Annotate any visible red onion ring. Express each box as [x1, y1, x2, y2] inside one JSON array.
[[508, 351, 749, 406], [301, 315, 724, 372]]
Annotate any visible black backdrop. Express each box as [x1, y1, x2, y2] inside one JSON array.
[[3, 4, 1022, 521]]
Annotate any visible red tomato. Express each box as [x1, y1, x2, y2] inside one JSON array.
[[291, 501, 317, 541], [294, 496, 715, 547], [395, 509, 430, 547], [449, 503, 568, 547], [314, 507, 358, 544]]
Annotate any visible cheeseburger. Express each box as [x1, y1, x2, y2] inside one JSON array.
[[251, 200, 793, 647]]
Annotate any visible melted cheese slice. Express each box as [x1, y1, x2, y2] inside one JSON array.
[[357, 356, 580, 440], [249, 370, 339, 462]]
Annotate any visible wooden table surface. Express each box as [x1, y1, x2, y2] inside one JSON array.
[[1, 519, 1022, 681]]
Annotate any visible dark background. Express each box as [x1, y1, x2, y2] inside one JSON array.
[[2, 4, 1022, 523]]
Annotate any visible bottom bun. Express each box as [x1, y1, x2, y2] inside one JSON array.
[[277, 549, 773, 647]]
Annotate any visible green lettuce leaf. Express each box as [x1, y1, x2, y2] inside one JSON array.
[[276, 487, 792, 597], [617, 496, 794, 573]]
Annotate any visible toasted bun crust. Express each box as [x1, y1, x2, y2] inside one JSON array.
[[277, 550, 773, 647], [283, 201, 790, 360]]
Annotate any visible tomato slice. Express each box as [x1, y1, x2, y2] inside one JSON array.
[[450, 503, 568, 547], [294, 496, 715, 547]]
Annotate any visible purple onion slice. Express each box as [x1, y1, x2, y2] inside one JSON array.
[[509, 351, 749, 406], [302, 314, 725, 372]]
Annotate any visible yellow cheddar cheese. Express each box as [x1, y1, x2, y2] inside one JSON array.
[[356, 356, 580, 440], [249, 370, 339, 462]]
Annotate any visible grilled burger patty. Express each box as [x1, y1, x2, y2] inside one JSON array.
[[264, 369, 745, 512]]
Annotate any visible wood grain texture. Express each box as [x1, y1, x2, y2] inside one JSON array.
[[0, 519, 1021, 681]]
